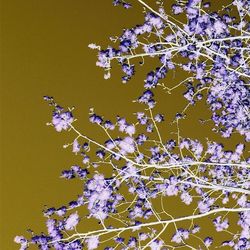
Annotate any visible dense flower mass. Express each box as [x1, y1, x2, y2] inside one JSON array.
[[16, 97, 250, 249], [16, 1, 249, 250], [90, 0, 250, 140]]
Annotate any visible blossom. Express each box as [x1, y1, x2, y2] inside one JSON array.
[[198, 198, 214, 213], [204, 237, 213, 247], [119, 136, 135, 154], [64, 212, 80, 230], [139, 233, 148, 241], [213, 216, 229, 232], [72, 139, 80, 154], [125, 124, 135, 136], [56, 206, 67, 217], [89, 114, 103, 124], [86, 236, 99, 250], [14, 236, 28, 250], [172, 4, 183, 15], [180, 192, 193, 205], [154, 114, 164, 122], [52, 111, 73, 132], [149, 240, 163, 250], [165, 184, 178, 196], [172, 229, 189, 243]]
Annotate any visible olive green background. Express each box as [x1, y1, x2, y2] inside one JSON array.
[[1, 1, 244, 249]]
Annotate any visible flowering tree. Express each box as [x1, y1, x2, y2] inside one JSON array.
[[15, 1, 250, 250]]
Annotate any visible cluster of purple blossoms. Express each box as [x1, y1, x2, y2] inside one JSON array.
[[84, 174, 123, 220], [44, 96, 74, 132], [16, 1, 249, 250], [112, 0, 131, 9], [16, 97, 250, 249], [90, 0, 250, 140]]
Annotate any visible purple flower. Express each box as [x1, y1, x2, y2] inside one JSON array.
[[204, 237, 213, 247], [125, 124, 136, 136], [104, 120, 115, 130], [149, 239, 163, 250], [154, 114, 164, 122], [119, 137, 135, 154], [86, 236, 99, 250], [172, 229, 189, 243], [61, 170, 75, 179], [64, 212, 80, 230], [89, 114, 103, 124], [172, 4, 183, 15], [52, 111, 73, 132], [14, 236, 28, 250], [56, 206, 67, 217], [213, 216, 229, 232], [180, 192, 193, 205], [72, 139, 81, 154]]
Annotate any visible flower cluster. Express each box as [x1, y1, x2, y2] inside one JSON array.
[[15, 100, 250, 249], [112, 0, 131, 9], [90, 0, 250, 140], [16, 1, 249, 250]]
